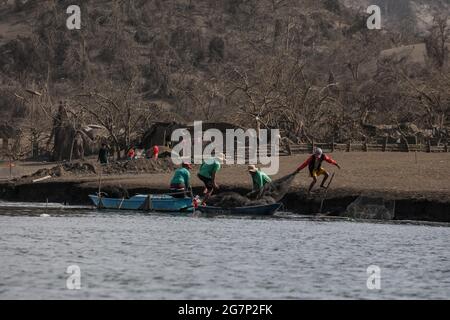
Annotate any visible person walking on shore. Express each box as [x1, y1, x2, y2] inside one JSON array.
[[197, 154, 224, 203], [170, 162, 192, 198], [295, 148, 340, 193]]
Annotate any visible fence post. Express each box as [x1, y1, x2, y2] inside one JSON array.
[[403, 136, 410, 152], [427, 140, 431, 153], [382, 137, 387, 152], [331, 137, 335, 153], [445, 143, 448, 153], [2, 138, 8, 151], [286, 139, 292, 156], [346, 140, 351, 152]]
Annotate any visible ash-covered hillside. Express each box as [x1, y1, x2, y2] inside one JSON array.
[[0, 0, 448, 159]]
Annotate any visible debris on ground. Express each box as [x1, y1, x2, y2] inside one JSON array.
[[100, 158, 175, 175], [18, 158, 176, 183], [30, 162, 97, 178]]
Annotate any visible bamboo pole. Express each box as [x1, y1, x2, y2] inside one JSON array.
[[9, 155, 12, 181], [98, 165, 103, 196]]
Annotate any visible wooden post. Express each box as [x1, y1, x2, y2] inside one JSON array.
[[2, 138, 8, 151], [286, 139, 292, 156], [403, 136, 410, 153], [382, 137, 388, 152], [331, 137, 335, 152], [98, 166, 103, 196], [346, 140, 351, 152], [445, 143, 448, 153], [363, 139, 368, 152], [255, 117, 260, 144], [9, 155, 12, 181], [427, 140, 431, 153]]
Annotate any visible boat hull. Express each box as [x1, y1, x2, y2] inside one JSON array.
[[196, 203, 281, 216], [88, 194, 193, 212]]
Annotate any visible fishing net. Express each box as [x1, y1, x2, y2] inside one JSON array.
[[100, 186, 130, 199], [261, 171, 297, 201], [207, 172, 298, 208], [206, 192, 249, 207]]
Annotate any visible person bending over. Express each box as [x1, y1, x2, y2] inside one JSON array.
[[169, 162, 192, 198], [295, 148, 340, 193], [197, 154, 224, 204], [248, 165, 272, 194]]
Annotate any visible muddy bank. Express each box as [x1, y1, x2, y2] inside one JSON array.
[[1, 180, 449, 223], [282, 192, 450, 222]]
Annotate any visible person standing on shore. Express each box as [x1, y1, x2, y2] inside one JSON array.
[[127, 147, 136, 160], [170, 162, 192, 198], [197, 154, 224, 203], [98, 143, 109, 165], [295, 147, 340, 193], [152, 145, 159, 160]]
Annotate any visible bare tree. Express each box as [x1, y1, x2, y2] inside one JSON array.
[[74, 77, 161, 159], [425, 15, 449, 69]]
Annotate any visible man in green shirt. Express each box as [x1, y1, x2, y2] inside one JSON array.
[[197, 154, 224, 203], [248, 165, 272, 192], [170, 162, 192, 198]]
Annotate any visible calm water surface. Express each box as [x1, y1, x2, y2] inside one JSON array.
[[0, 202, 449, 299]]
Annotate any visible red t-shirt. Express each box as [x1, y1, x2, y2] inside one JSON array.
[[152, 145, 159, 154]]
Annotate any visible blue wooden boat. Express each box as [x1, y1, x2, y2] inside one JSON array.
[[88, 194, 193, 212], [196, 203, 281, 216]]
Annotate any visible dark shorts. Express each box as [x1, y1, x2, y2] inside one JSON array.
[[170, 184, 188, 198], [197, 174, 214, 189]]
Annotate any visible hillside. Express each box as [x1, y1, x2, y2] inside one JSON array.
[[0, 0, 449, 160]]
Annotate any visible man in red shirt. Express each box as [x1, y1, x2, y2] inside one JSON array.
[[295, 148, 341, 193]]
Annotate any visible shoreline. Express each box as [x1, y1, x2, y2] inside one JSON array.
[[1, 153, 449, 222], [0, 178, 449, 223]]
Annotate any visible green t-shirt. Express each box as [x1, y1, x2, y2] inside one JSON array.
[[198, 158, 221, 179], [252, 170, 272, 190], [170, 167, 191, 187]]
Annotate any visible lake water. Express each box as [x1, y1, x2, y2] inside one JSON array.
[[0, 202, 449, 300]]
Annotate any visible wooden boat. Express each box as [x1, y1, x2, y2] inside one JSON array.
[[196, 203, 282, 216], [88, 194, 193, 212]]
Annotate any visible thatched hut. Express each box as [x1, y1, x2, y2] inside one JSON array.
[[0, 123, 19, 151], [140, 122, 186, 149]]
